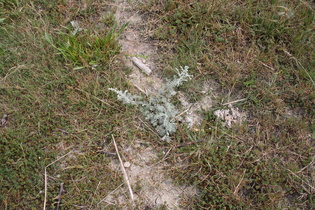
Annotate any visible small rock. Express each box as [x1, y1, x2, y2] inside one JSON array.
[[124, 161, 131, 168]]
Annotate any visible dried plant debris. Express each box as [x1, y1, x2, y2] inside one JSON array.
[[214, 105, 245, 127]]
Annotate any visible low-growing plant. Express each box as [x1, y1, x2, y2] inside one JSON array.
[[110, 66, 193, 142]]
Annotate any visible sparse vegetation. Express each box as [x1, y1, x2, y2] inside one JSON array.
[[1, 0, 314, 209]]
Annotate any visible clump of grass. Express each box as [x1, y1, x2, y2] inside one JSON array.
[[139, 0, 315, 208], [45, 22, 128, 68]]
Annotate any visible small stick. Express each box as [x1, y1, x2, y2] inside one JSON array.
[[234, 169, 246, 195], [133, 84, 148, 96], [55, 183, 64, 210], [111, 135, 134, 200], [222, 98, 246, 106], [299, 155, 315, 173], [44, 151, 73, 210], [138, 117, 160, 138], [97, 183, 124, 206], [132, 57, 152, 75], [175, 107, 191, 119], [256, 60, 275, 71]]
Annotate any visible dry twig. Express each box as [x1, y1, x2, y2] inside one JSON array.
[[44, 151, 73, 210], [97, 183, 124, 206], [111, 135, 134, 200], [132, 57, 152, 75], [234, 169, 246, 195], [299, 155, 315, 173], [55, 183, 65, 210], [222, 98, 246, 106]]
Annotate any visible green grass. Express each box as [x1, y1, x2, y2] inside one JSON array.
[[0, 0, 141, 209], [45, 21, 128, 68], [1, 0, 315, 209], [139, 0, 315, 208]]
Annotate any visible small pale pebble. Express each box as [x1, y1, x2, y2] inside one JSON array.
[[124, 161, 131, 168]]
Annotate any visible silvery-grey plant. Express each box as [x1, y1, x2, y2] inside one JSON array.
[[109, 66, 192, 142]]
